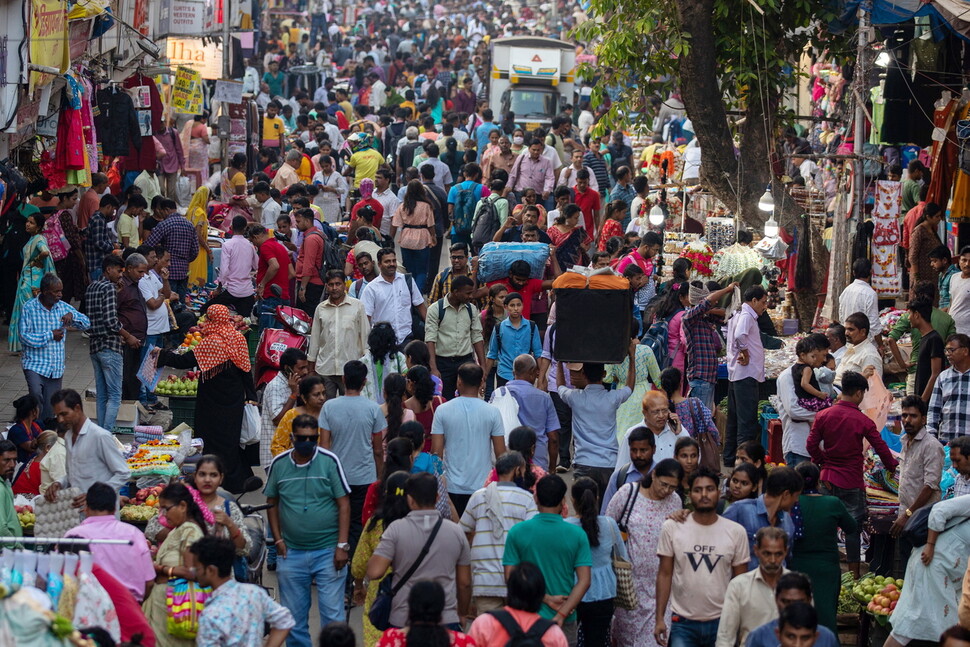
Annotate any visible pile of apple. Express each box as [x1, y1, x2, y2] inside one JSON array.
[[853, 575, 904, 616], [155, 374, 198, 397], [133, 485, 164, 507], [16, 505, 34, 529]]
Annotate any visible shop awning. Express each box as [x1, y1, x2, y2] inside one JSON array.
[[832, 0, 967, 36]]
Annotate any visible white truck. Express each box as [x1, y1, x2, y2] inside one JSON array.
[[489, 37, 577, 132]]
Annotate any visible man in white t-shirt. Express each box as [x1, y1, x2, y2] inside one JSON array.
[[137, 246, 173, 408], [947, 247, 970, 335], [655, 467, 750, 647]]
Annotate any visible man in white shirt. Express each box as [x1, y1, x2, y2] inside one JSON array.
[[839, 258, 882, 341], [615, 391, 689, 470], [359, 249, 427, 345], [242, 59, 261, 95], [137, 247, 172, 408], [775, 363, 817, 467], [254, 182, 281, 229], [825, 323, 847, 366], [417, 142, 453, 193], [372, 169, 402, 237], [368, 73, 387, 110], [715, 527, 790, 647], [308, 271, 370, 398], [834, 312, 883, 388], [556, 150, 599, 193], [577, 103, 595, 139]]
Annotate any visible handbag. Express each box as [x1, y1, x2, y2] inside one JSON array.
[[368, 518, 442, 631], [902, 502, 970, 547], [687, 399, 721, 473], [165, 577, 212, 639], [239, 403, 260, 446], [610, 521, 638, 610]]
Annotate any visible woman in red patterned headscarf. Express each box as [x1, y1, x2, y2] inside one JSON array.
[[158, 305, 257, 493]]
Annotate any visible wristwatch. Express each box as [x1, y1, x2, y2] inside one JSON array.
[[336, 542, 351, 551], [904, 508, 913, 517]]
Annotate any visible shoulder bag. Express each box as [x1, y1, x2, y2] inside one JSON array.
[[610, 519, 638, 610], [368, 518, 443, 630]]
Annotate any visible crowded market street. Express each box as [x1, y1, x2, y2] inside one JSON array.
[[2, 0, 970, 646]]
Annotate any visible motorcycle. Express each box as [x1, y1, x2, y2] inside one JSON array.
[[253, 287, 312, 390], [234, 476, 275, 594]]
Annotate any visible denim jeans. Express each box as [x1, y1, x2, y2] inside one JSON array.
[[277, 547, 347, 647], [139, 335, 161, 405], [258, 296, 286, 334], [688, 379, 716, 413], [725, 377, 760, 466], [23, 370, 61, 424], [784, 452, 810, 467], [169, 278, 189, 301], [669, 616, 720, 647], [400, 247, 430, 294], [91, 350, 123, 432]]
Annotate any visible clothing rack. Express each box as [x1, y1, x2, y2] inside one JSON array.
[[0, 537, 133, 546]]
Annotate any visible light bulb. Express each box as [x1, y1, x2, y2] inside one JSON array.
[[758, 188, 774, 212], [764, 217, 779, 238], [648, 205, 665, 226], [875, 51, 891, 68]]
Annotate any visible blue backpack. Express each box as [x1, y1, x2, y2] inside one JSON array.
[[641, 315, 672, 369], [452, 182, 479, 236]]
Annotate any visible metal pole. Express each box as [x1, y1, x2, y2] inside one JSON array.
[[852, 2, 869, 224], [223, 0, 232, 79]]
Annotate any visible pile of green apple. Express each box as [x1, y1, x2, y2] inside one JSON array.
[[155, 374, 198, 397], [852, 574, 904, 616]]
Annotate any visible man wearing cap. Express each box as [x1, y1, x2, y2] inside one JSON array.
[[681, 281, 739, 412]]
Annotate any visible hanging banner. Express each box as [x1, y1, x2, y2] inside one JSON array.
[[29, 0, 69, 93], [158, 0, 206, 37], [171, 66, 203, 114], [165, 38, 224, 80]]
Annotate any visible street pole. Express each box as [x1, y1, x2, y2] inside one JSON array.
[[223, 0, 232, 79], [852, 2, 869, 225]]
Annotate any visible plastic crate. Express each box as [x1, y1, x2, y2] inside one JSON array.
[[246, 329, 259, 363], [168, 396, 196, 430]]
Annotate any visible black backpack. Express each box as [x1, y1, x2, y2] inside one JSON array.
[[398, 140, 422, 171], [306, 230, 345, 279], [471, 194, 507, 251], [384, 121, 407, 167], [487, 609, 555, 647]]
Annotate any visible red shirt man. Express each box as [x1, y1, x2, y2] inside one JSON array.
[[351, 197, 385, 230], [253, 227, 293, 300], [573, 173, 602, 234]]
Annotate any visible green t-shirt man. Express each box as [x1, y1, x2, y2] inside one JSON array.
[[503, 512, 592, 622], [888, 308, 955, 375]]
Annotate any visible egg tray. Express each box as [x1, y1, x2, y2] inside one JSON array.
[[32, 488, 83, 538]]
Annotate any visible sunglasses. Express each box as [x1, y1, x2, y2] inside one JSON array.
[[293, 434, 318, 442]]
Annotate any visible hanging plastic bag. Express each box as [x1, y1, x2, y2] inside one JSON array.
[[239, 403, 260, 447], [861, 375, 892, 432], [176, 175, 193, 209]]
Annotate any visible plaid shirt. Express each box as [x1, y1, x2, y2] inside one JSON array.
[[682, 298, 720, 384], [19, 298, 91, 378], [145, 215, 200, 281], [927, 365, 970, 442], [85, 278, 123, 355], [84, 213, 116, 272], [427, 268, 486, 309]]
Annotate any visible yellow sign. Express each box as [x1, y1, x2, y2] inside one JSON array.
[[171, 66, 203, 114], [30, 0, 69, 93]]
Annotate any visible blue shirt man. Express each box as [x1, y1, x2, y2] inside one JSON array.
[[474, 113, 501, 161], [485, 317, 542, 382], [723, 467, 802, 569], [500, 354, 560, 470]]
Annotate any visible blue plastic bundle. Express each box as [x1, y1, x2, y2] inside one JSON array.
[[476, 242, 550, 282]]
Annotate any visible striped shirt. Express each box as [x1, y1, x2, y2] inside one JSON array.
[[19, 298, 90, 378], [459, 482, 537, 597], [927, 365, 970, 442]]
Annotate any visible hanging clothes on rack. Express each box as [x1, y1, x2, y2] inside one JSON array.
[[926, 93, 959, 209], [870, 180, 902, 296], [94, 86, 140, 157], [121, 73, 164, 173], [950, 100, 970, 223]]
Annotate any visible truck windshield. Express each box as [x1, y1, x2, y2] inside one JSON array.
[[509, 89, 559, 119]]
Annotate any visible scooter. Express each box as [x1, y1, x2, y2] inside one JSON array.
[[234, 476, 274, 594], [253, 286, 312, 390]]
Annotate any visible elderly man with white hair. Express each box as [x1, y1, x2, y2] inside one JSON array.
[[271, 148, 303, 191], [493, 354, 561, 470]]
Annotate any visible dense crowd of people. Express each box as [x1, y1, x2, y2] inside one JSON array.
[[3, 1, 970, 647]]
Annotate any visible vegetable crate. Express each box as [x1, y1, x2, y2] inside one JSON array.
[[247, 329, 260, 364], [168, 395, 196, 430]]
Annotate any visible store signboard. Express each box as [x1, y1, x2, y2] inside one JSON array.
[[158, 0, 206, 37], [68, 18, 93, 61], [166, 38, 223, 80], [29, 0, 68, 93]]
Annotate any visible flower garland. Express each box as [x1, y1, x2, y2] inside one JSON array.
[[681, 240, 714, 277]]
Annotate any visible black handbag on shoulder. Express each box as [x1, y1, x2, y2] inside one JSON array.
[[368, 518, 442, 631]]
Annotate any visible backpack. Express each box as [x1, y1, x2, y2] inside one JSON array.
[[451, 182, 480, 236], [398, 140, 422, 171], [640, 315, 671, 369], [306, 230, 346, 281], [404, 274, 425, 340], [435, 297, 473, 325], [471, 194, 506, 251], [43, 212, 71, 262], [486, 609, 554, 647], [384, 122, 407, 167]]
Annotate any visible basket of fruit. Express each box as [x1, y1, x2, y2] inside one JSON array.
[[155, 373, 198, 429], [120, 504, 159, 527], [852, 574, 903, 624], [16, 505, 34, 535]]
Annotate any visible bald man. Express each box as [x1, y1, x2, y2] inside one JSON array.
[[497, 354, 561, 470], [614, 391, 690, 470]]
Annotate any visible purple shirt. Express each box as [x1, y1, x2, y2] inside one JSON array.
[[66, 515, 156, 601], [727, 303, 765, 383], [219, 233, 258, 298], [541, 326, 572, 391], [505, 379, 560, 470], [509, 154, 555, 195], [156, 127, 185, 175]]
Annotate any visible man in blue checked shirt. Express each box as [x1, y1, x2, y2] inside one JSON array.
[[19, 274, 90, 424]]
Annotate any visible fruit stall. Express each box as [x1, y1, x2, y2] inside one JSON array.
[[16, 504, 34, 535]]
